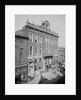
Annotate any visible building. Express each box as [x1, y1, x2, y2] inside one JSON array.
[[15, 20, 59, 78], [58, 47, 65, 62], [15, 33, 29, 81]]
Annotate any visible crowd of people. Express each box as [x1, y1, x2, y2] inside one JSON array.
[[15, 59, 65, 84]]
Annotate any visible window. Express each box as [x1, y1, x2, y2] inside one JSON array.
[[39, 35, 42, 44], [35, 34, 38, 43], [35, 46, 38, 55], [51, 40, 53, 45], [49, 39, 50, 44], [39, 47, 42, 55], [48, 58, 50, 64], [37, 59, 39, 63], [48, 46, 49, 54], [51, 48, 52, 54], [29, 46, 33, 56], [44, 46, 47, 54], [48, 38, 50, 44], [39, 58, 41, 62], [39, 66, 41, 69], [45, 59, 47, 64], [51, 48, 54, 54], [46, 46, 48, 54], [53, 40, 55, 45], [56, 40, 58, 46], [48, 46, 51, 54], [29, 33, 33, 42], [44, 37, 47, 43], [54, 39, 57, 46], [35, 59, 37, 63]]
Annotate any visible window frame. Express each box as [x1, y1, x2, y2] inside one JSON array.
[[34, 34, 38, 43], [44, 46, 47, 54], [39, 35, 42, 44], [39, 46, 42, 55], [44, 36, 47, 44], [51, 40, 53, 45], [29, 33, 33, 42], [35, 46, 38, 56], [29, 45, 33, 56], [48, 38, 50, 45]]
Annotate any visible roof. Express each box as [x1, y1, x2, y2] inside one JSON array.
[[15, 21, 59, 38], [25, 21, 59, 37], [15, 30, 23, 36], [15, 30, 29, 40]]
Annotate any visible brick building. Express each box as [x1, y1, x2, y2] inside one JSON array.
[[15, 20, 59, 78]]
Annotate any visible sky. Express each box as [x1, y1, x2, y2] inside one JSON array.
[[15, 15, 65, 47]]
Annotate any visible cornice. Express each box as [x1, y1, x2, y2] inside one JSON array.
[[24, 22, 59, 38]]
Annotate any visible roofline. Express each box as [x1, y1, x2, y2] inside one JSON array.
[[25, 22, 59, 38], [15, 35, 29, 40]]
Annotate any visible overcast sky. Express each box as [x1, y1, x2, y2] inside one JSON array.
[[15, 15, 65, 47]]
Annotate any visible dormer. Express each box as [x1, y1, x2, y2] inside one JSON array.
[[41, 20, 50, 30]]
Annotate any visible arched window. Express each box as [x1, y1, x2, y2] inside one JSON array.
[[39, 47, 42, 55], [35, 46, 38, 55], [29, 46, 33, 56], [29, 33, 33, 42], [34, 34, 38, 43], [39, 35, 42, 44], [20, 48, 24, 64]]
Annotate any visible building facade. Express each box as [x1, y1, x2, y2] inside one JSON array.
[[15, 34, 29, 81], [15, 20, 59, 77]]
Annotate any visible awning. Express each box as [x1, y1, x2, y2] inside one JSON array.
[[15, 64, 28, 69], [44, 56, 53, 59]]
